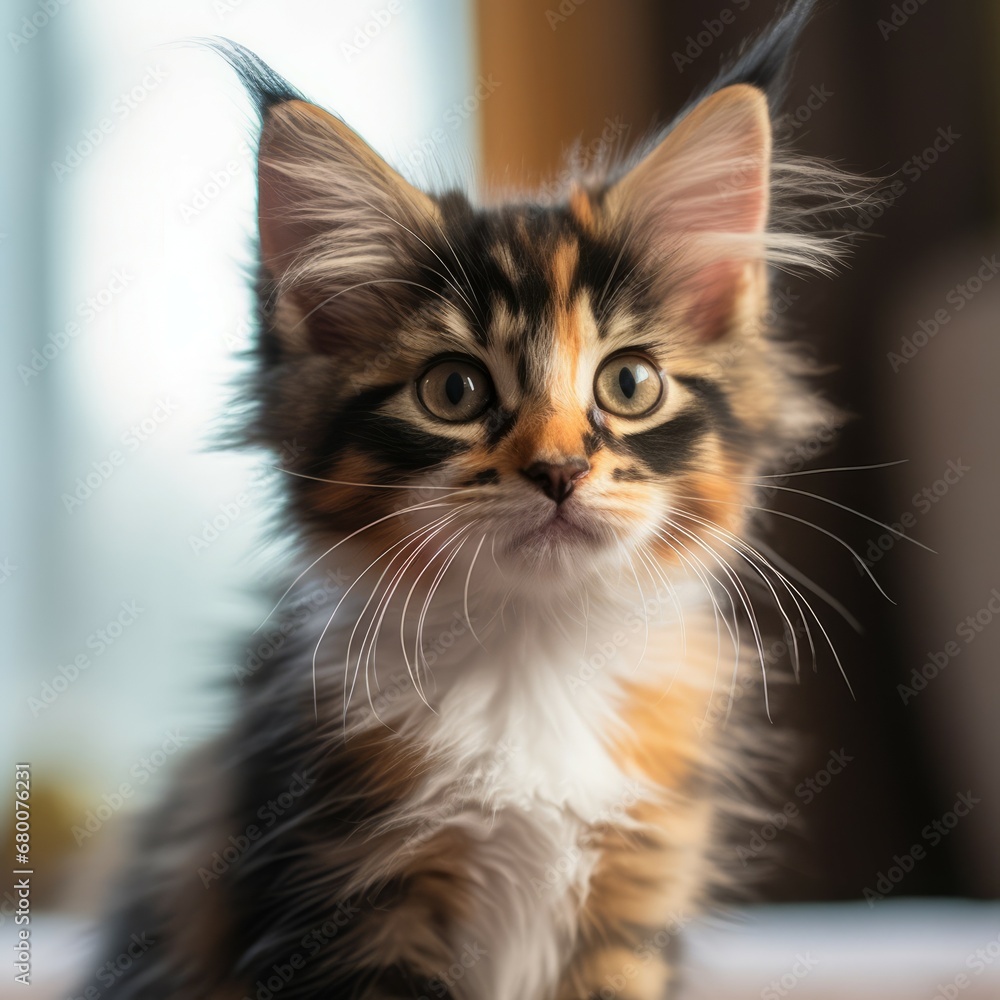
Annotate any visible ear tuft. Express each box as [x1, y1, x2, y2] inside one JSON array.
[[200, 36, 303, 117], [252, 99, 441, 351], [208, 41, 444, 354], [608, 84, 772, 240], [697, 0, 820, 116], [604, 84, 772, 341]]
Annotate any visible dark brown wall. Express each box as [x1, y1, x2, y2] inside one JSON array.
[[474, 0, 999, 902]]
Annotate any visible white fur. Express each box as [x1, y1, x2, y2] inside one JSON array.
[[299, 546, 719, 1000]]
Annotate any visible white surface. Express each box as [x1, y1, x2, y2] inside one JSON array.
[[681, 900, 1000, 999], [3, 901, 999, 999]]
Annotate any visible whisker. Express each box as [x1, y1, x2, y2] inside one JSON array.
[[744, 459, 910, 479], [358, 197, 479, 316], [620, 547, 650, 672], [256, 494, 471, 634], [672, 509, 856, 699], [744, 481, 935, 553], [668, 491, 897, 605], [325, 513, 459, 721], [672, 511, 805, 681], [653, 527, 741, 710], [289, 277, 466, 332], [414, 525, 476, 681], [633, 544, 692, 705], [634, 545, 686, 655], [342, 510, 466, 718], [463, 533, 488, 650], [750, 535, 862, 633], [336, 508, 468, 721], [663, 519, 772, 721], [413, 524, 471, 677], [272, 468, 480, 492], [356, 511, 467, 712]]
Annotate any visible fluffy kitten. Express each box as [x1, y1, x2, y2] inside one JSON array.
[[90, 2, 869, 997]]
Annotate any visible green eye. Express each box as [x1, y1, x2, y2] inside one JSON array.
[[417, 358, 494, 422], [594, 353, 664, 418]]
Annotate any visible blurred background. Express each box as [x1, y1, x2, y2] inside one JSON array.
[[2, 0, 998, 997]]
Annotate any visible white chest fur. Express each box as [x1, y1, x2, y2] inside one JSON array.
[[301, 560, 708, 1000]]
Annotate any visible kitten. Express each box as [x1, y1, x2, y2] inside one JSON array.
[[89, 1, 869, 997]]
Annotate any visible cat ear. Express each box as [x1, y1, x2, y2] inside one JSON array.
[[604, 84, 772, 341], [255, 99, 440, 349], [257, 100, 438, 279]]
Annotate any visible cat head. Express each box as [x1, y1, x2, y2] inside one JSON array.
[[219, 1, 864, 585]]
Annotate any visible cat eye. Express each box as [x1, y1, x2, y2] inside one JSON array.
[[594, 353, 664, 418], [417, 357, 494, 423]]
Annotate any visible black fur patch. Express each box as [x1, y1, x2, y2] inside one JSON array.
[[485, 408, 519, 447], [621, 409, 708, 476], [345, 414, 466, 471], [672, 374, 738, 429], [466, 468, 500, 486], [585, 408, 618, 455], [612, 466, 646, 482], [571, 231, 648, 329], [317, 382, 466, 473]]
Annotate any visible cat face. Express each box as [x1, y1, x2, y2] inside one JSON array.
[[245, 85, 843, 580]]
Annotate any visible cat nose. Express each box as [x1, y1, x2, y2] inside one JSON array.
[[521, 458, 590, 503]]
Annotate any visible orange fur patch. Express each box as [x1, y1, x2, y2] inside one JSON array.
[[567, 184, 596, 232]]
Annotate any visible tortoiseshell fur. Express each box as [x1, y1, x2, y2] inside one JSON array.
[[87, 3, 870, 998]]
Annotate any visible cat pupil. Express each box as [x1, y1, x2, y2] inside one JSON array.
[[445, 371, 465, 405], [619, 367, 636, 399]]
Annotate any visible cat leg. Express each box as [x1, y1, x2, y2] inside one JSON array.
[[556, 799, 714, 1000]]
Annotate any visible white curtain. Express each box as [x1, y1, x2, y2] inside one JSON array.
[[3, 0, 476, 816]]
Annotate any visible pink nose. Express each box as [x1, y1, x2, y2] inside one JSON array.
[[520, 458, 590, 503]]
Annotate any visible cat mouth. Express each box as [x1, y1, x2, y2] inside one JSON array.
[[510, 508, 598, 549]]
